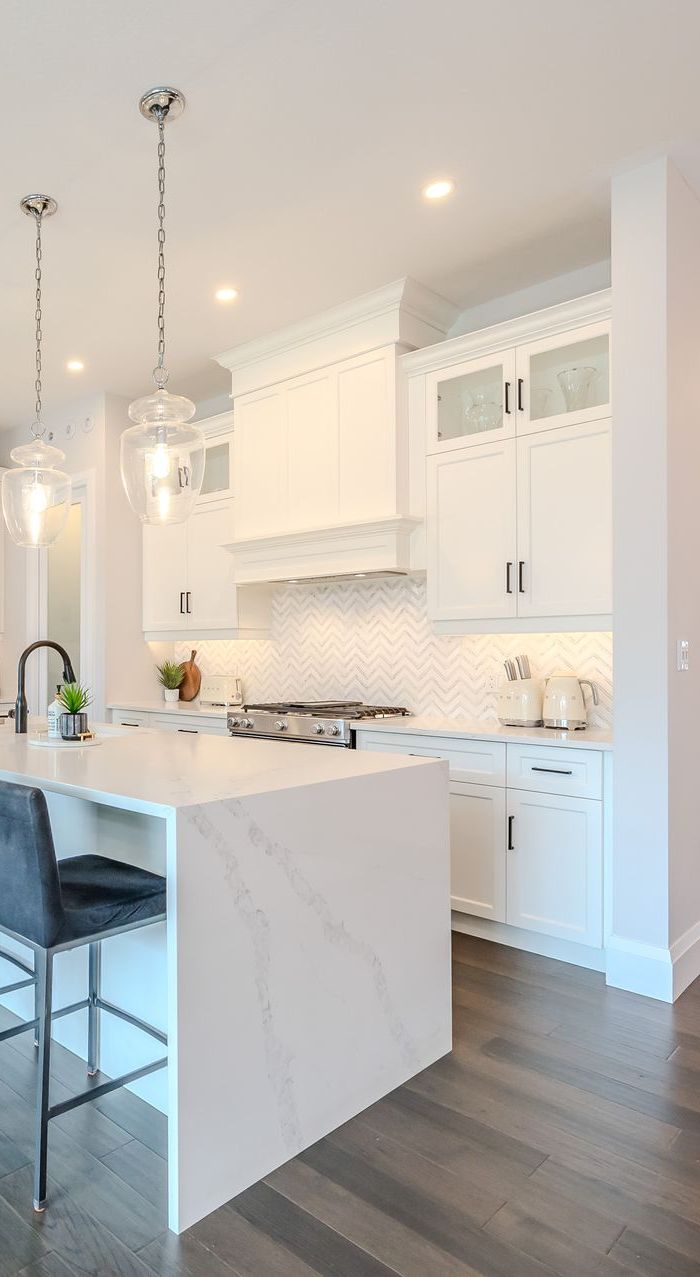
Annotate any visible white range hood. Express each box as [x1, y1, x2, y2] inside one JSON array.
[[215, 278, 457, 585]]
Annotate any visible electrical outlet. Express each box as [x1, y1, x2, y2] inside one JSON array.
[[678, 639, 689, 672]]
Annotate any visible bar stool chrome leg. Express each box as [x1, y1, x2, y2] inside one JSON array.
[[87, 942, 101, 1077], [33, 948, 53, 1213]]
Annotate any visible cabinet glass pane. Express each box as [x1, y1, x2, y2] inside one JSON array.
[[200, 442, 230, 496], [437, 364, 505, 441], [529, 333, 609, 422]]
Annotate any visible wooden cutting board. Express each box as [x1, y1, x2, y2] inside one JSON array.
[[179, 650, 202, 702]]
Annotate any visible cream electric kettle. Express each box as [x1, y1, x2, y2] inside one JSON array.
[[543, 675, 599, 730]]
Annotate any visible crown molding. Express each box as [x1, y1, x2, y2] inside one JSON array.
[[214, 278, 459, 395], [401, 289, 612, 376]]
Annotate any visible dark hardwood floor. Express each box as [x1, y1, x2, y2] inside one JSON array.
[[3, 934, 700, 1275]]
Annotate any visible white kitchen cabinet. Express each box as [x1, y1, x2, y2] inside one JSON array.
[[109, 708, 228, 736], [516, 418, 612, 618], [142, 414, 272, 640], [450, 781, 506, 921], [420, 315, 610, 456], [506, 789, 603, 947], [354, 727, 607, 963], [427, 441, 517, 621], [426, 419, 611, 625], [516, 322, 610, 436], [427, 350, 517, 451]]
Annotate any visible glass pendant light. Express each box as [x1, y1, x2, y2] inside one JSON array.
[[2, 196, 71, 548], [121, 88, 205, 524]]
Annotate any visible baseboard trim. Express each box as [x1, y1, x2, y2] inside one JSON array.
[[605, 934, 673, 1001], [451, 913, 605, 972], [671, 919, 700, 1000]]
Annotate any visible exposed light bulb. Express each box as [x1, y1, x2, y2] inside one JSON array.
[[150, 444, 171, 480]]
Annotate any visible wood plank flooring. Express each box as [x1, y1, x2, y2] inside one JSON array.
[[2, 934, 700, 1274]]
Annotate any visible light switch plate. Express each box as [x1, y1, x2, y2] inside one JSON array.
[[678, 639, 689, 672]]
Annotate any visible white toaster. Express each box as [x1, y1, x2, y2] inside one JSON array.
[[497, 678, 544, 727]]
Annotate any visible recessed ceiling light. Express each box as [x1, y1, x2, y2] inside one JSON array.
[[422, 178, 455, 201], [66, 359, 84, 372], [215, 287, 238, 302]]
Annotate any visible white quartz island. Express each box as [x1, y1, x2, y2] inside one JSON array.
[[0, 729, 451, 1232]]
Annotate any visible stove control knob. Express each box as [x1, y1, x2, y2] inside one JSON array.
[[327, 724, 341, 737], [241, 718, 253, 729], [229, 718, 240, 729], [314, 723, 325, 734], [275, 720, 288, 731]]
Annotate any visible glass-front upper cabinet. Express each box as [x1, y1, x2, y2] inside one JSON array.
[[196, 420, 234, 505], [516, 322, 610, 435], [426, 350, 517, 452]]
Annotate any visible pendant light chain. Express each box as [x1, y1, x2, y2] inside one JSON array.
[[32, 210, 45, 437], [154, 108, 168, 387]]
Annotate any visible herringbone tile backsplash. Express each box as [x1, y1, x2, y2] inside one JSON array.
[[174, 577, 612, 728]]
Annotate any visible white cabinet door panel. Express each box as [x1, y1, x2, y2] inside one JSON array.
[[506, 790, 602, 946], [287, 373, 337, 529], [234, 391, 287, 539], [516, 420, 612, 618], [338, 351, 394, 521], [427, 441, 517, 621], [450, 782, 506, 921], [142, 522, 188, 631], [186, 505, 236, 630]]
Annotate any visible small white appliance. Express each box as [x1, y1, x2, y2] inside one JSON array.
[[199, 675, 244, 709], [497, 679, 544, 727], [542, 675, 599, 730]]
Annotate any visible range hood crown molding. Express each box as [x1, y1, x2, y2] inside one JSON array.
[[214, 276, 459, 397], [225, 516, 422, 586]]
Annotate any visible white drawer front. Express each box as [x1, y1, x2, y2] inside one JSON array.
[[356, 731, 505, 786], [155, 715, 228, 736], [506, 743, 602, 799], [111, 711, 150, 729]]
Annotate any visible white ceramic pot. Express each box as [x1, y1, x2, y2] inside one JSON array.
[[163, 688, 180, 703]]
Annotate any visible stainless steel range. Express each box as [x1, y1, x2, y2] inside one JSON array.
[[227, 701, 410, 747]]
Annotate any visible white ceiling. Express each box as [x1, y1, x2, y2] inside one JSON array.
[[1, 0, 699, 428]]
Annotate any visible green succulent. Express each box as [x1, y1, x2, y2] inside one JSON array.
[[156, 660, 184, 690], [58, 682, 92, 714]]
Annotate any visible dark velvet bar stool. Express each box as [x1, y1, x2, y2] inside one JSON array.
[[0, 779, 167, 1211]]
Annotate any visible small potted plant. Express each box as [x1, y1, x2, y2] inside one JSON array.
[[156, 660, 184, 703], [58, 682, 92, 741]]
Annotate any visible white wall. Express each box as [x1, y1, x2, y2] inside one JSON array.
[[449, 261, 611, 338], [611, 157, 700, 999]]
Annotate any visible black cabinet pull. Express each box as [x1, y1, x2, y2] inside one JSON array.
[[517, 378, 524, 411], [120, 722, 140, 728], [178, 728, 198, 734], [518, 561, 525, 593], [186, 591, 192, 614], [532, 766, 573, 776], [506, 561, 513, 594], [179, 591, 185, 614], [507, 815, 515, 850], [504, 381, 511, 415]]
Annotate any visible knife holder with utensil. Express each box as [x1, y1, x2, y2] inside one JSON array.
[[497, 678, 544, 727]]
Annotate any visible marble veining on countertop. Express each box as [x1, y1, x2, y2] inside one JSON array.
[[351, 715, 613, 751]]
